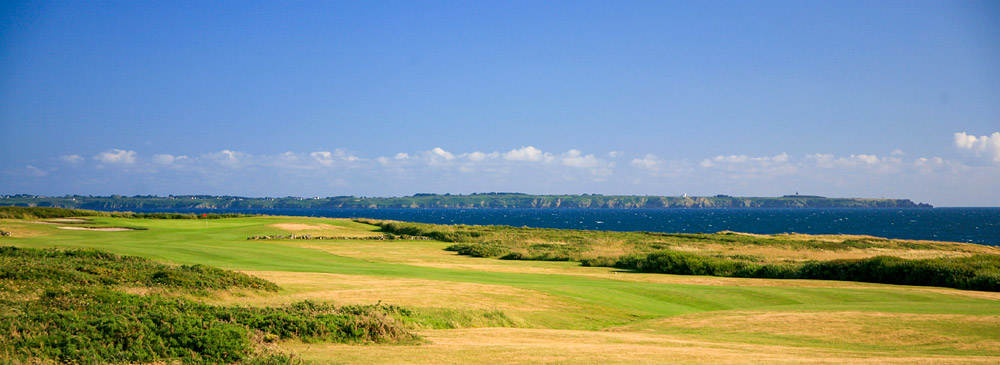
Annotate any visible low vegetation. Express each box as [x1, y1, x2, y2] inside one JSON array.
[[365, 219, 1000, 292], [611, 250, 1000, 291], [0, 246, 416, 364]]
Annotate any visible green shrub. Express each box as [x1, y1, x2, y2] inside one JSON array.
[[445, 242, 509, 258], [798, 255, 1000, 291], [615, 251, 748, 276]]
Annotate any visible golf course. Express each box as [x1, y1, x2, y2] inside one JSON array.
[[2, 208, 999, 363]]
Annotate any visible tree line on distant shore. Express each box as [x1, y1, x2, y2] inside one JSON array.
[[0, 193, 931, 210]]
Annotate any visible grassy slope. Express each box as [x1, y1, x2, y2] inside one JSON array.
[[2, 216, 999, 363]]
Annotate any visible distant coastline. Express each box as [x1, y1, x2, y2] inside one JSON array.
[[0, 193, 932, 210]]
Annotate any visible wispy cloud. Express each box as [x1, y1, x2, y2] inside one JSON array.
[[93, 149, 137, 165], [60, 154, 84, 164]]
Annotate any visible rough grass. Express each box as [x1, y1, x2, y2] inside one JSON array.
[[366, 219, 1000, 291], [4, 210, 1000, 363], [363, 219, 997, 262], [0, 246, 416, 364]]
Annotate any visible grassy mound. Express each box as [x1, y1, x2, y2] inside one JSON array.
[[0, 246, 416, 364]]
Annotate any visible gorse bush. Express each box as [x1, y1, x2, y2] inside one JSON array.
[[798, 255, 1000, 291], [616, 251, 747, 276], [613, 251, 1000, 291], [445, 242, 510, 258], [0, 246, 417, 364], [0, 246, 279, 291]]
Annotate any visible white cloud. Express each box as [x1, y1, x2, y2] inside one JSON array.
[[153, 154, 177, 165], [631, 154, 661, 171], [308, 149, 362, 167], [701, 153, 790, 168], [560, 150, 600, 168], [311, 151, 335, 166], [608, 151, 624, 158], [203, 149, 248, 168], [464, 151, 489, 161], [26, 165, 47, 176], [60, 154, 84, 164], [430, 147, 454, 160], [30, 144, 998, 206], [94, 149, 136, 165], [954, 132, 1000, 163], [806, 153, 889, 168], [503, 146, 545, 161]]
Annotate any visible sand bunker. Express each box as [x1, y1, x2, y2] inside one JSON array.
[[57, 226, 136, 232], [269, 223, 342, 231], [46, 218, 90, 222]]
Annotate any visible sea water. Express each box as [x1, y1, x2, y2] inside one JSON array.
[[132, 207, 1000, 246]]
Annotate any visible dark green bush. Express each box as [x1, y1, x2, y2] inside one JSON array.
[[609, 250, 1000, 292], [615, 251, 748, 276], [444, 242, 509, 258], [0, 246, 279, 291], [798, 255, 1000, 291]]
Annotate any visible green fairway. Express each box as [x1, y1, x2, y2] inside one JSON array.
[[2, 214, 999, 363]]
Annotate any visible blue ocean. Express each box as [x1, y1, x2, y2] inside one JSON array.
[[134, 207, 1000, 247]]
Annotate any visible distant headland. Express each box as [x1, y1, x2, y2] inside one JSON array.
[[0, 193, 933, 210]]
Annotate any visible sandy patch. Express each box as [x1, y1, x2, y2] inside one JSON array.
[[46, 218, 90, 222], [57, 226, 135, 231]]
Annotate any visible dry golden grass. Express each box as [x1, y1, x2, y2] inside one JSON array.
[[211, 271, 570, 314], [616, 310, 1000, 354], [660, 241, 992, 264], [0, 220, 54, 238], [280, 327, 998, 364]]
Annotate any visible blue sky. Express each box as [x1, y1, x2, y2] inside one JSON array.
[[1, 1, 998, 206]]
